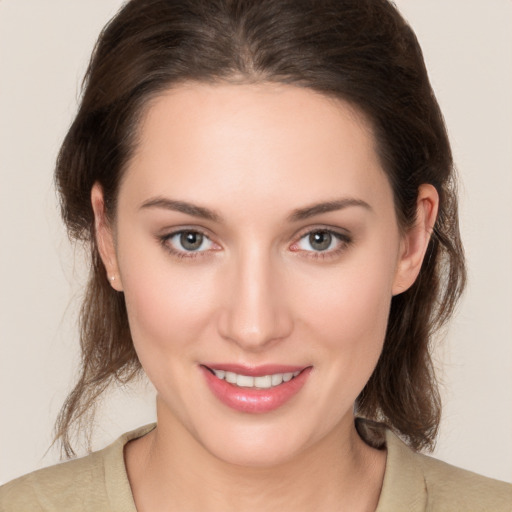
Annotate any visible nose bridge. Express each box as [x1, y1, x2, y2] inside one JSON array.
[[219, 242, 292, 349]]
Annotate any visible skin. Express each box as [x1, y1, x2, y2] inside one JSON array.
[[92, 82, 438, 511]]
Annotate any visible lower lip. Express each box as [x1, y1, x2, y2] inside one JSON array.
[[201, 366, 312, 414]]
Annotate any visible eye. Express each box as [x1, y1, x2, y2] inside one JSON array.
[[300, 231, 335, 251], [292, 229, 351, 255], [163, 230, 215, 255]]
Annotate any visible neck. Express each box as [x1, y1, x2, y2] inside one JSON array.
[[125, 404, 386, 512]]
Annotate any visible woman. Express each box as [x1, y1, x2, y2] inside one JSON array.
[[1, 0, 510, 510]]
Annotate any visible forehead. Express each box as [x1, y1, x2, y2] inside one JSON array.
[[121, 82, 391, 215]]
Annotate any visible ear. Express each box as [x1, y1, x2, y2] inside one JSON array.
[[392, 184, 439, 296], [91, 182, 123, 292]]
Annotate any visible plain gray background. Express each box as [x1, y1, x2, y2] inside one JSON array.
[[1, 0, 511, 484]]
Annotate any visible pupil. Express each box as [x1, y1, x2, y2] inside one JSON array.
[[310, 231, 331, 251], [181, 232, 203, 251]]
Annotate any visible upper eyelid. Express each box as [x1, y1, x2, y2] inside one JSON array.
[[159, 226, 214, 239], [293, 225, 352, 241], [289, 227, 352, 255], [159, 229, 217, 258], [296, 231, 351, 246], [159, 227, 214, 245]]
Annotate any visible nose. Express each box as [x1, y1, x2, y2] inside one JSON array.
[[217, 247, 293, 351]]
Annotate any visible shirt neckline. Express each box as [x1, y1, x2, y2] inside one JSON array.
[[100, 420, 427, 511]]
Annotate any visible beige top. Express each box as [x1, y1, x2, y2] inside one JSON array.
[[1, 422, 510, 511]]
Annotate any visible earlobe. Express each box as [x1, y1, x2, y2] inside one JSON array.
[[392, 184, 439, 296], [91, 183, 123, 292]]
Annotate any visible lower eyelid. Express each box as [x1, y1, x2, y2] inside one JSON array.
[[158, 229, 221, 258], [304, 237, 351, 259]]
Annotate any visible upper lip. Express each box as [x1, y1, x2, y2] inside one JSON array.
[[201, 363, 310, 377]]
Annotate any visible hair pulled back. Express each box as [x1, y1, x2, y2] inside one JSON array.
[[55, 0, 466, 456]]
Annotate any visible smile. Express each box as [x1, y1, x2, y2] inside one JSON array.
[[210, 369, 301, 389], [201, 364, 312, 413]]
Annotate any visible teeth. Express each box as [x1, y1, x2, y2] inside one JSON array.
[[212, 369, 301, 389], [254, 375, 272, 388], [271, 374, 283, 386], [225, 371, 237, 384], [236, 374, 254, 387]]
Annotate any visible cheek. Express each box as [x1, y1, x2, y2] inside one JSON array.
[[295, 260, 394, 415], [309, 274, 391, 397], [299, 260, 395, 350], [116, 240, 218, 358]]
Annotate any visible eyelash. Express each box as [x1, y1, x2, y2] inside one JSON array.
[[158, 229, 216, 260], [290, 229, 352, 261], [158, 227, 352, 261]]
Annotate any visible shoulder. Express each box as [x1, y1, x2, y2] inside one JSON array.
[[379, 426, 512, 512], [417, 451, 512, 511], [0, 451, 106, 511], [0, 424, 155, 512]]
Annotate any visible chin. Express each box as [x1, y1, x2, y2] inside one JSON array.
[[190, 414, 326, 469], [204, 433, 307, 468]]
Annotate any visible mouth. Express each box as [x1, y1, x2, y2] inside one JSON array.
[[200, 364, 312, 413], [204, 366, 302, 389]]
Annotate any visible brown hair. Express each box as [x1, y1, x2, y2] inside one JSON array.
[[55, 0, 466, 456]]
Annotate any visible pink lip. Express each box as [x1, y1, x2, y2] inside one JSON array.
[[200, 364, 312, 414]]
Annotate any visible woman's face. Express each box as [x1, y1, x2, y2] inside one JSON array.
[[95, 83, 426, 467]]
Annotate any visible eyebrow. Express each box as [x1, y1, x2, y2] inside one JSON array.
[[288, 198, 372, 222], [140, 197, 222, 222], [140, 196, 371, 223]]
